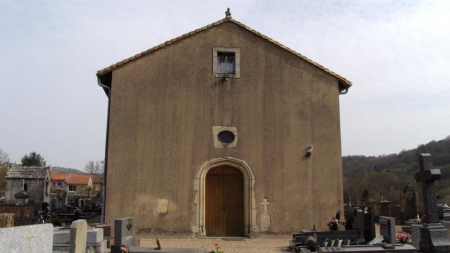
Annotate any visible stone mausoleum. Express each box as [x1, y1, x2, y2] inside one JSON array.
[[96, 11, 352, 236], [4, 164, 51, 212]]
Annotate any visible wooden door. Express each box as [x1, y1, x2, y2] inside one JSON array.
[[205, 166, 244, 236]]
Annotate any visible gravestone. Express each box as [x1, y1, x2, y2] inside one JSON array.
[[0, 223, 53, 253], [0, 213, 14, 228], [353, 208, 364, 237], [351, 207, 375, 242], [437, 204, 444, 220], [411, 223, 422, 249], [415, 153, 450, 252], [70, 219, 87, 253], [403, 185, 417, 221], [53, 226, 107, 253], [379, 216, 396, 244], [111, 217, 140, 253]]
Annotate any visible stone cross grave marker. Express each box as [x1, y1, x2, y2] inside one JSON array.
[[415, 153, 450, 252], [415, 153, 440, 223], [260, 198, 271, 232]]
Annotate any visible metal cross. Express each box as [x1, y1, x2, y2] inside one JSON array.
[[415, 153, 441, 223]]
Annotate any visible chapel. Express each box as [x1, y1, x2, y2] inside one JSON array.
[[96, 10, 351, 236]]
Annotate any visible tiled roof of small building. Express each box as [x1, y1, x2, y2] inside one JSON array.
[[90, 174, 103, 184], [65, 173, 91, 185], [50, 171, 70, 181], [5, 164, 50, 179], [96, 16, 351, 89]]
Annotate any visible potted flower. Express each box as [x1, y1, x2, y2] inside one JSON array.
[[211, 243, 224, 253], [327, 216, 340, 231], [396, 231, 410, 244]]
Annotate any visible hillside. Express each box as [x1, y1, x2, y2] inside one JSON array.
[[343, 136, 450, 205], [51, 166, 85, 174]]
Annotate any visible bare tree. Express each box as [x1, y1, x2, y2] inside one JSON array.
[[0, 148, 9, 165], [84, 161, 104, 174]]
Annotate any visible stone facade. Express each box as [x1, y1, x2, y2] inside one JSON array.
[[5, 164, 50, 212], [97, 14, 351, 236]]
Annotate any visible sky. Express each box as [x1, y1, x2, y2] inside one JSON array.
[[1, 0, 449, 170]]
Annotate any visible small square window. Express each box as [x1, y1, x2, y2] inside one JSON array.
[[217, 52, 235, 74], [213, 47, 240, 78]]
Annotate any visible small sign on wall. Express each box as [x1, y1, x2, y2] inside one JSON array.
[[158, 199, 168, 214]]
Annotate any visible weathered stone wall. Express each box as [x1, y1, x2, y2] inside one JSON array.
[[104, 21, 344, 234], [5, 178, 48, 212]]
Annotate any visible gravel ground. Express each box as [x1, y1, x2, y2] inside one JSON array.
[[137, 224, 396, 252], [139, 236, 292, 253]]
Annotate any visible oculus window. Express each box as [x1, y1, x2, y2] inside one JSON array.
[[213, 47, 240, 78]]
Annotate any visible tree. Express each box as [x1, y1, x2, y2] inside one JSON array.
[[0, 149, 8, 191], [361, 188, 370, 204], [0, 148, 9, 165], [84, 161, 104, 174], [21, 152, 46, 166]]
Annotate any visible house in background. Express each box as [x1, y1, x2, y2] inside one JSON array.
[[97, 11, 351, 236], [90, 174, 103, 193], [50, 171, 70, 191], [64, 173, 94, 195], [50, 171, 103, 196], [5, 164, 51, 212]]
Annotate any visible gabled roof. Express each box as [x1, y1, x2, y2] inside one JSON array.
[[90, 174, 103, 184], [6, 164, 50, 179], [65, 173, 92, 185], [97, 15, 351, 91]]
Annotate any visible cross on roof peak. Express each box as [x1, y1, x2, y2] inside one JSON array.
[[225, 8, 231, 19]]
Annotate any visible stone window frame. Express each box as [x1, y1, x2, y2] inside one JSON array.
[[212, 126, 238, 148], [213, 47, 240, 78]]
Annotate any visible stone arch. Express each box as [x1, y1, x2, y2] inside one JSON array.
[[193, 157, 258, 236]]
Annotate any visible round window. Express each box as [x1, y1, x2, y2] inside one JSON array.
[[218, 130, 235, 144]]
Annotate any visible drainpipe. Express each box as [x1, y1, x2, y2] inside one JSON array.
[[339, 88, 349, 95], [97, 77, 111, 224]]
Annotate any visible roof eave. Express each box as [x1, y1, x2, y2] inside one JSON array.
[[96, 16, 352, 91]]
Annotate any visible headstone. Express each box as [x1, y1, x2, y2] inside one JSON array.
[[437, 204, 444, 220], [69, 219, 87, 253], [403, 185, 417, 221], [0, 213, 14, 228], [379, 216, 396, 244], [0, 224, 53, 253], [353, 208, 364, 237], [111, 217, 140, 253], [411, 223, 422, 249], [53, 226, 107, 253], [364, 210, 376, 241], [415, 153, 450, 252]]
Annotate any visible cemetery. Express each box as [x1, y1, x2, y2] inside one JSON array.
[[1, 8, 449, 253], [2, 153, 450, 252]]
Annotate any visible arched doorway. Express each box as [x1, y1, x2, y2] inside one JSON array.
[[194, 157, 258, 237], [206, 166, 244, 236]]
